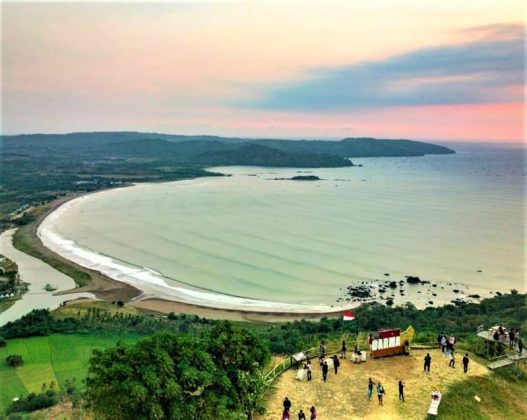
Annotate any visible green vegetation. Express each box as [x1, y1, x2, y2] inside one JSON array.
[[5, 354, 23, 367], [0, 132, 453, 219], [259, 292, 526, 354], [7, 385, 59, 414], [86, 322, 269, 420], [0, 254, 28, 314], [0, 333, 139, 413], [0, 293, 523, 417], [439, 364, 527, 419]]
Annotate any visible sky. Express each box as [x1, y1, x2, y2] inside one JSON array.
[[1, 1, 525, 142]]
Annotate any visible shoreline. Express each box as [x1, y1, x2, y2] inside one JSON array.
[[28, 188, 358, 319]]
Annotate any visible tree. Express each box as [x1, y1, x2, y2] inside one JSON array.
[[206, 321, 271, 420], [6, 354, 23, 367], [86, 333, 237, 420]]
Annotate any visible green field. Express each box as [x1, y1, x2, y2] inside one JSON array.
[[0, 333, 140, 413]]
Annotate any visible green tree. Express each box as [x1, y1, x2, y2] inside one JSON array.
[[206, 321, 270, 420], [6, 354, 23, 367], [85, 333, 236, 420]]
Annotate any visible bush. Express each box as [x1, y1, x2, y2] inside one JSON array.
[[0, 336, 6, 348], [6, 354, 23, 367], [7, 390, 58, 413]]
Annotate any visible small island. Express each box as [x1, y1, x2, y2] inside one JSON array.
[[290, 175, 321, 181]]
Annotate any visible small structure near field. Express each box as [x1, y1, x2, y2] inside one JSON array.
[[370, 325, 414, 358]]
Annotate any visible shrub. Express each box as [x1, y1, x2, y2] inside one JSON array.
[[0, 336, 6, 348], [7, 390, 58, 413], [6, 354, 23, 367]]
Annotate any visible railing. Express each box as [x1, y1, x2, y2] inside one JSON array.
[[262, 341, 343, 389]]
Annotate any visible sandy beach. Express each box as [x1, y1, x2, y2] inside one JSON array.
[[37, 191, 357, 315]]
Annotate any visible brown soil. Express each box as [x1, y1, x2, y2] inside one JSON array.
[[259, 349, 488, 420], [130, 298, 347, 322]]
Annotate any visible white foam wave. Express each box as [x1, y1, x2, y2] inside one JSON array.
[[38, 195, 352, 313]]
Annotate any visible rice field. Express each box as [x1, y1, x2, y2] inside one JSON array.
[[0, 333, 140, 413]]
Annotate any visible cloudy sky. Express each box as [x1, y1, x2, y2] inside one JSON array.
[[2, 1, 525, 142]]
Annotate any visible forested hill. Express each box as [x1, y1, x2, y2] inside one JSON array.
[[2, 131, 454, 160]]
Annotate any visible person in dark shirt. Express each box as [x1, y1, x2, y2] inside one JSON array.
[[398, 380, 405, 402], [462, 353, 469, 373], [340, 340, 347, 358], [298, 409, 306, 420], [322, 361, 329, 382], [332, 355, 340, 374], [367, 377, 375, 399], [283, 397, 292, 414], [309, 406, 317, 419], [424, 353, 431, 372]]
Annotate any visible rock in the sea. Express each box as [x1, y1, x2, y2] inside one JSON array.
[[468, 294, 481, 299], [385, 299, 394, 306], [453, 289, 459, 293], [384, 273, 390, 276], [428, 301, 434, 305], [496, 291, 503, 296], [389, 281, 397, 289], [406, 276, 421, 284]]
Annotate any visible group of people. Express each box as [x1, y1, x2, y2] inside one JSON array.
[[493, 325, 524, 354], [423, 350, 470, 373], [437, 333, 456, 355], [281, 398, 316, 420]]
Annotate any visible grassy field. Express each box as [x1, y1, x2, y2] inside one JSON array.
[[0, 333, 140, 413]]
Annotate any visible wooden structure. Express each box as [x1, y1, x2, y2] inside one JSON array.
[[370, 325, 414, 358], [475, 324, 526, 369]]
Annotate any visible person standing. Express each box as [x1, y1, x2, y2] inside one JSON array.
[[309, 406, 317, 419], [333, 355, 340, 374], [437, 333, 443, 349], [424, 353, 431, 372], [322, 361, 329, 382], [449, 352, 455, 368], [518, 339, 523, 355], [319, 340, 326, 359], [367, 377, 375, 400], [298, 409, 306, 420], [283, 397, 292, 415], [341, 340, 347, 358], [377, 382, 385, 406], [307, 360, 312, 381], [440, 336, 447, 354], [368, 334, 373, 350], [398, 380, 405, 402], [462, 353, 469, 373]]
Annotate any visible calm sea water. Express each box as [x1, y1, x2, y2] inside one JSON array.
[[52, 144, 525, 305]]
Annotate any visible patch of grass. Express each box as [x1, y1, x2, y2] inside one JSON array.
[[438, 365, 527, 419], [0, 333, 141, 414]]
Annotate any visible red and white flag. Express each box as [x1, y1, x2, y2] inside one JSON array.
[[343, 311, 355, 321]]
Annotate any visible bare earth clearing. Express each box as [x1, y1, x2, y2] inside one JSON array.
[[259, 349, 488, 420]]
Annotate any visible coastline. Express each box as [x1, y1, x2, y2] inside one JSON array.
[[30, 188, 357, 319]]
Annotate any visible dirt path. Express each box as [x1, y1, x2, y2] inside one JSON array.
[[260, 349, 488, 420]]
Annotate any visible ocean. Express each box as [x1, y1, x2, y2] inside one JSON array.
[[42, 144, 525, 309]]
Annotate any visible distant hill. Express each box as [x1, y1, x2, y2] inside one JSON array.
[[2, 131, 454, 162]]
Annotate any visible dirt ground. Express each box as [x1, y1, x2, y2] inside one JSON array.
[[259, 349, 488, 420]]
